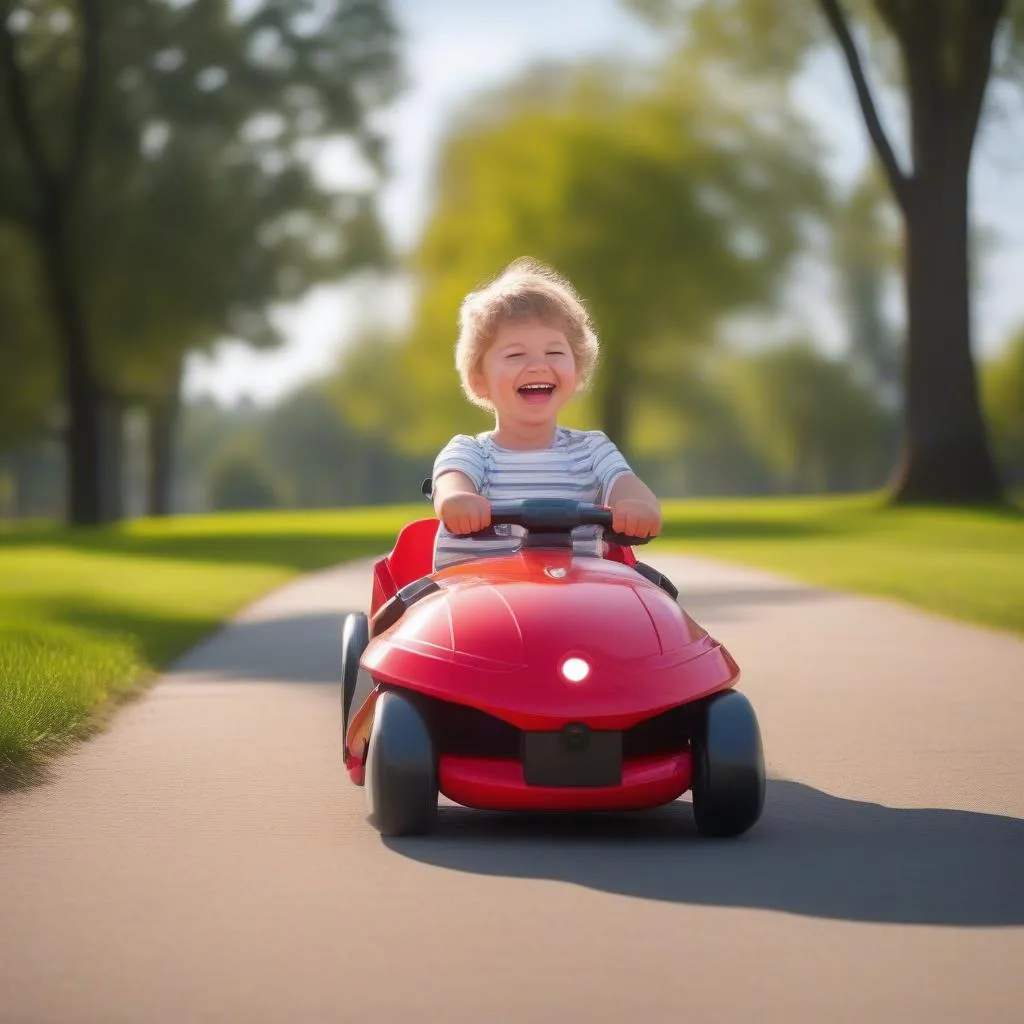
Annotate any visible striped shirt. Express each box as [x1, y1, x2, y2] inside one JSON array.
[[432, 427, 633, 570]]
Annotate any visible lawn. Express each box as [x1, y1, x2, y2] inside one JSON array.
[[655, 493, 1023, 635], [0, 506, 415, 783], [1, 494, 1020, 784]]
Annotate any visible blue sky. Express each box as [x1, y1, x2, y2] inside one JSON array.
[[182, 0, 1024, 405]]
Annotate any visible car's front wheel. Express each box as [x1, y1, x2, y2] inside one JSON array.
[[691, 689, 765, 837], [365, 690, 438, 837]]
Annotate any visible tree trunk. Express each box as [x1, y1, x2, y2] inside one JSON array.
[[885, 2, 1006, 505], [147, 365, 183, 517], [147, 398, 177, 517], [42, 229, 105, 525], [889, 158, 1003, 505], [2, 4, 106, 524], [97, 393, 124, 522], [817, 0, 1006, 505], [597, 348, 633, 457]]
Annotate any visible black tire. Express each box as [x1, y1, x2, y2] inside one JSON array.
[[364, 690, 438, 837], [691, 689, 766, 838], [341, 612, 369, 744]]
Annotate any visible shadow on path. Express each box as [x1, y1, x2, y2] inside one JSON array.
[[168, 612, 351, 684], [385, 779, 1024, 927], [673, 583, 829, 623]]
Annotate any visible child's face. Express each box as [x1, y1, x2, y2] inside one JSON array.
[[471, 319, 577, 428]]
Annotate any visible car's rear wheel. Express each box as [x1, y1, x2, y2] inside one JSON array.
[[691, 689, 765, 837], [365, 690, 438, 837], [341, 612, 369, 745]]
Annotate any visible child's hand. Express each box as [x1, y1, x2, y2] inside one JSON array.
[[439, 492, 492, 535], [610, 498, 661, 539]]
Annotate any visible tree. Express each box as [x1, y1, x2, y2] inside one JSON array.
[[397, 59, 828, 457], [260, 383, 371, 508], [175, 395, 263, 513], [0, 0, 401, 524], [724, 340, 895, 492], [0, 0, 102, 523], [832, 166, 901, 402], [205, 437, 284, 511], [0, 223, 56, 447], [817, 0, 1018, 503], [329, 324, 421, 454], [626, 0, 1024, 504], [981, 327, 1024, 484]]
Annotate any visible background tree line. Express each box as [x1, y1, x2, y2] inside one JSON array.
[[0, 0, 401, 521], [1, 0, 1021, 521]]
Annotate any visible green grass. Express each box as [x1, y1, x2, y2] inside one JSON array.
[[0, 507, 414, 783], [1, 494, 1020, 785], [0, 623, 143, 776], [655, 493, 1023, 634]]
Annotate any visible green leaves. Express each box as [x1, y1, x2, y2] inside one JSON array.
[[395, 56, 829, 453], [623, 0, 830, 77], [0, 223, 56, 445], [982, 326, 1024, 476], [1, 0, 402, 405], [723, 340, 895, 491]]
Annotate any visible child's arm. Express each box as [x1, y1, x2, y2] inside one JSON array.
[[433, 470, 492, 535], [591, 431, 662, 539], [607, 473, 662, 538], [431, 435, 492, 535]]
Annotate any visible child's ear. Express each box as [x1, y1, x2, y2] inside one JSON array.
[[468, 370, 489, 401]]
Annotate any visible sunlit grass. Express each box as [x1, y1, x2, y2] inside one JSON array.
[[654, 492, 1023, 634], [0, 505, 414, 783], [1, 494, 1020, 784], [0, 623, 142, 781]]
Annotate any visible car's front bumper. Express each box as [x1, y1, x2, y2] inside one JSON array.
[[437, 751, 692, 812]]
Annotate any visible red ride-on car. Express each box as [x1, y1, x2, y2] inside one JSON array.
[[341, 498, 765, 838]]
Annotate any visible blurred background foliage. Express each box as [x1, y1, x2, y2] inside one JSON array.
[[1, 0, 1021, 521]]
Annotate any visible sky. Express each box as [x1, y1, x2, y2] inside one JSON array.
[[181, 0, 1024, 406]]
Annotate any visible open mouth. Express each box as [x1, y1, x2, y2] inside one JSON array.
[[517, 383, 556, 404]]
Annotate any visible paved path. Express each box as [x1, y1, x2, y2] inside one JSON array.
[[1, 551, 1022, 1023]]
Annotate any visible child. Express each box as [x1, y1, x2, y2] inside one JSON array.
[[431, 257, 662, 570]]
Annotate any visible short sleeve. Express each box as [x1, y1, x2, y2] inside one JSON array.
[[433, 434, 487, 492], [588, 431, 633, 503]]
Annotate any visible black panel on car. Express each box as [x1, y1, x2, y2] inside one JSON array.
[[371, 575, 441, 636], [634, 561, 679, 600], [522, 724, 623, 788]]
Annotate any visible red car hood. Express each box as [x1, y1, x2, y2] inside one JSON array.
[[361, 551, 738, 730]]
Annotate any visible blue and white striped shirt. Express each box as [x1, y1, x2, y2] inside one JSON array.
[[432, 427, 633, 570]]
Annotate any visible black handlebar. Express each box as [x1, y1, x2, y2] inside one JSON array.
[[462, 498, 653, 547]]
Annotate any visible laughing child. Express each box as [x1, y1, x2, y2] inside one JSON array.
[[430, 258, 662, 570]]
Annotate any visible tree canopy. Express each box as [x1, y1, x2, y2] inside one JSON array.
[[0, 0, 402, 520], [624, 0, 1024, 503], [0, 223, 55, 445], [373, 57, 829, 457], [982, 327, 1024, 482]]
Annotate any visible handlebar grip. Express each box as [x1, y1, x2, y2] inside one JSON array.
[[604, 530, 652, 547]]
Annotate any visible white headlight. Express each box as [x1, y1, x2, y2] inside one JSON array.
[[561, 657, 590, 682]]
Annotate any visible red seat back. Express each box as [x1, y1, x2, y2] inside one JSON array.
[[387, 518, 440, 591], [370, 518, 439, 619]]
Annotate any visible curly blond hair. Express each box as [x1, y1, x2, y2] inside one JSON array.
[[455, 257, 600, 410]]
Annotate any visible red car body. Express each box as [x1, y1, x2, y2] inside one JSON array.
[[344, 516, 742, 813]]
